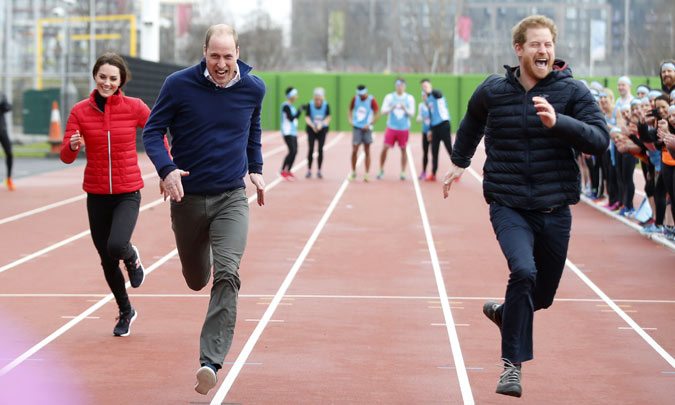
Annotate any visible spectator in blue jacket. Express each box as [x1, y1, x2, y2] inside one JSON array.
[[142, 24, 266, 396], [442, 15, 609, 398]]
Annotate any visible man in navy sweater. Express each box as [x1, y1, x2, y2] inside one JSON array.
[[143, 24, 265, 395], [442, 15, 608, 397]]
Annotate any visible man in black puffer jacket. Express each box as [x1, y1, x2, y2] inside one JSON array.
[[442, 15, 609, 398]]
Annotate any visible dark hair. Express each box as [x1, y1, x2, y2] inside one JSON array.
[[396, 77, 406, 84], [92, 53, 130, 88], [655, 94, 670, 105], [205, 24, 239, 49], [285, 87, 295, 96], [357, 85, 366, 91], [420, 78, 430, 84]]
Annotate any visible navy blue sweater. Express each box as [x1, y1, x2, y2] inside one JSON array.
[[143, 59, 265, 194]]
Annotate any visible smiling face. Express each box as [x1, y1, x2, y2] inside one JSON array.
[[655, 99, 670, 120], [668, 109, 675, 127], [203, 32, 239, 87], [94, 64, 121, 98], [515, 27, 555, 87]]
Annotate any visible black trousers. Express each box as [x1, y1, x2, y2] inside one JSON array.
[[87, 191, 141, 314], [282, 135, 298, 172], [585, 155, 601, 194], [0, 129, 12, 178], [430, 121, 452, 176], [489, 203, 571, 363], [421, 131, 430, 173], [662, 163, 675, 221], [617, 153, 636, 209], [601, 150, 619, 205], [307, 127, 327, 170]]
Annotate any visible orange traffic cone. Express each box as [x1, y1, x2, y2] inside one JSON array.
[[47, 101, 62, 156]]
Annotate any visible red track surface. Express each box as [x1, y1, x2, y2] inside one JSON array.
[[0, 130, 673, 404]]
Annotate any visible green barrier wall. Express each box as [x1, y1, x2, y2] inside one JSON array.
[[255, 73, 667, 132]]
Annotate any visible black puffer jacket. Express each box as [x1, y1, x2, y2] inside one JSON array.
[[452, 59, 609, 211]]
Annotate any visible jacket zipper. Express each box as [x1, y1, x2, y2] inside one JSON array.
[[107, 130, 112, 194], [523, 91, 532, 202]]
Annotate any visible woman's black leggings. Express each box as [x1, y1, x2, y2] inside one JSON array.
[[282, 135, 298, 172], [87, 191, 141, 314], [307, 127, 327, 170], [617, 153, 636, 209], [0, 129, 12, 178]]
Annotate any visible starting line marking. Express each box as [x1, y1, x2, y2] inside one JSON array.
[[2, 293, 675, 304]]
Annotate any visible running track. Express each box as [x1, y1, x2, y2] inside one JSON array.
[[0, 130, 673, 404]]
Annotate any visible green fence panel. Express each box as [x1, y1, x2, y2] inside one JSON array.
[[457, 74, 489, 126], [22, 88, 60, 135], [256, 72, 279, 131]]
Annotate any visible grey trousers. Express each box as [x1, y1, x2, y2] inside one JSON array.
[[170, 187, 249, 368]]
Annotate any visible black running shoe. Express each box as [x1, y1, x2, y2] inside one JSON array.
[[483, 301, 503, 330], [113, 308, 137, 337], [496, 358, 522, 397], [124, 245, 145, 288]]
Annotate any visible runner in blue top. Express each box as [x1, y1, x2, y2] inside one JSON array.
[[416, 91, 432, 180], [348, 85, 379, 181], [304, 87, 331, 179], [280, 87, 302, 180], [377, 77, 415, 180], [421, 78, 452, 181]]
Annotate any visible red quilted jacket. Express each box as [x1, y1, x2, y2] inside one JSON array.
[[61, 90, 150, 194]]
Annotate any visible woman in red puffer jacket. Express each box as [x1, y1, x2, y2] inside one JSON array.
[[61, 53, 148, 337]]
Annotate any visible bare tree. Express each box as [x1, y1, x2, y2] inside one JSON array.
[[238, 8, 288, 70]]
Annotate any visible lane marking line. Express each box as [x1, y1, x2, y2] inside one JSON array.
[[210, 139, 363, 405], [0, 249, 178, 376], [566, 260, 675, 369], [407, 147, 474, 405], [618, 327, 656, 331], [0, 171, 158, 226], [0, 197, 165, 275]]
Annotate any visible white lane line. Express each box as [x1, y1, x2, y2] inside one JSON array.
[[0, 249, 178, 376], [0, 136, 310, 276], [407, 147, 474, 405], [467, 162, 675, 370], [566, 260, 675, 369], [0, 197, 165, 275], [210, 141, 361, 405], [247, 133, 345, 204], [619, 327, 657, 331], [0, 171, 158, 226]]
